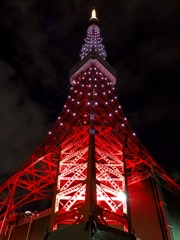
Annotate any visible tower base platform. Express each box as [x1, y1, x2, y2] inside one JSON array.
[[44, 221, 136, 240]]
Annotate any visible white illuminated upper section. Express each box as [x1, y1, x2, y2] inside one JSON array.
[[80, 8, 107, 60], [70, 53, 116, 85]]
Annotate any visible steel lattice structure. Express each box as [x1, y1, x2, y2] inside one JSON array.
[[0, 8, 180, 239]]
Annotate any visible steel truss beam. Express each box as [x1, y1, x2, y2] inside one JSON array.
[[0, 64, 179, 238]]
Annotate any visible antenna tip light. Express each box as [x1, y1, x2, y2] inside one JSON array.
[[90, 7, 98, 20]]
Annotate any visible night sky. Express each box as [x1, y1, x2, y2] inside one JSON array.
[[0, 0, 179, 185]]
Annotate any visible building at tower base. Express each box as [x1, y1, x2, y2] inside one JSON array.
[[3, 176, 180, 240], [129, 177, 180, 239], [44, 222, 136, 240]]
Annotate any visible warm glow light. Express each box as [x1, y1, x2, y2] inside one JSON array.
[[118, 191, 126, 201], [90, 8, 97, 20]]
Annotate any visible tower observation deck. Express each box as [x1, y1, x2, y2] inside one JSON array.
[[0, 8, 180, 240]]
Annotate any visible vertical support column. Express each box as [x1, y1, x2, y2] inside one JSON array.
[[123, 137, 133, 234], [124, 158, 132, 233], [26, 214, 34, 240], [152, 165, 174, 240], [6, 224, 14, 240], [48, 152, 61, 232], [84, 111, 97, 222]]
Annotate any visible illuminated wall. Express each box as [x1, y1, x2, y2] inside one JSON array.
[[128, 178, 163, 240], [4, 178, 180, 240], [8, 214, 50, 240]]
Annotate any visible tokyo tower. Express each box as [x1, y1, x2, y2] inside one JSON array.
[[0, 8, 180, 240]]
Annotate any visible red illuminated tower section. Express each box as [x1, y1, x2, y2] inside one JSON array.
[[50, 9, 129, 232], [0, 8, 180, 240]]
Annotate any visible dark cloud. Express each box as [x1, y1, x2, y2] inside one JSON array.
[[0, 0, 179, 183], [0, 59, 47, 178]]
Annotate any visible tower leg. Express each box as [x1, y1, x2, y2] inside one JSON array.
[[152, 166, 174, 240]]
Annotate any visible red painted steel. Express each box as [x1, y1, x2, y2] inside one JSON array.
[[0, 8, 179, 240]]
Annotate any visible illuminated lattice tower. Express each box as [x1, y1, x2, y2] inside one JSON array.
[[0, 8, 180, 240], [50, 9, 130, 232]]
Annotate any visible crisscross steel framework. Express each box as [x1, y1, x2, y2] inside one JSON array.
[[0, 13, 180, 239]]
